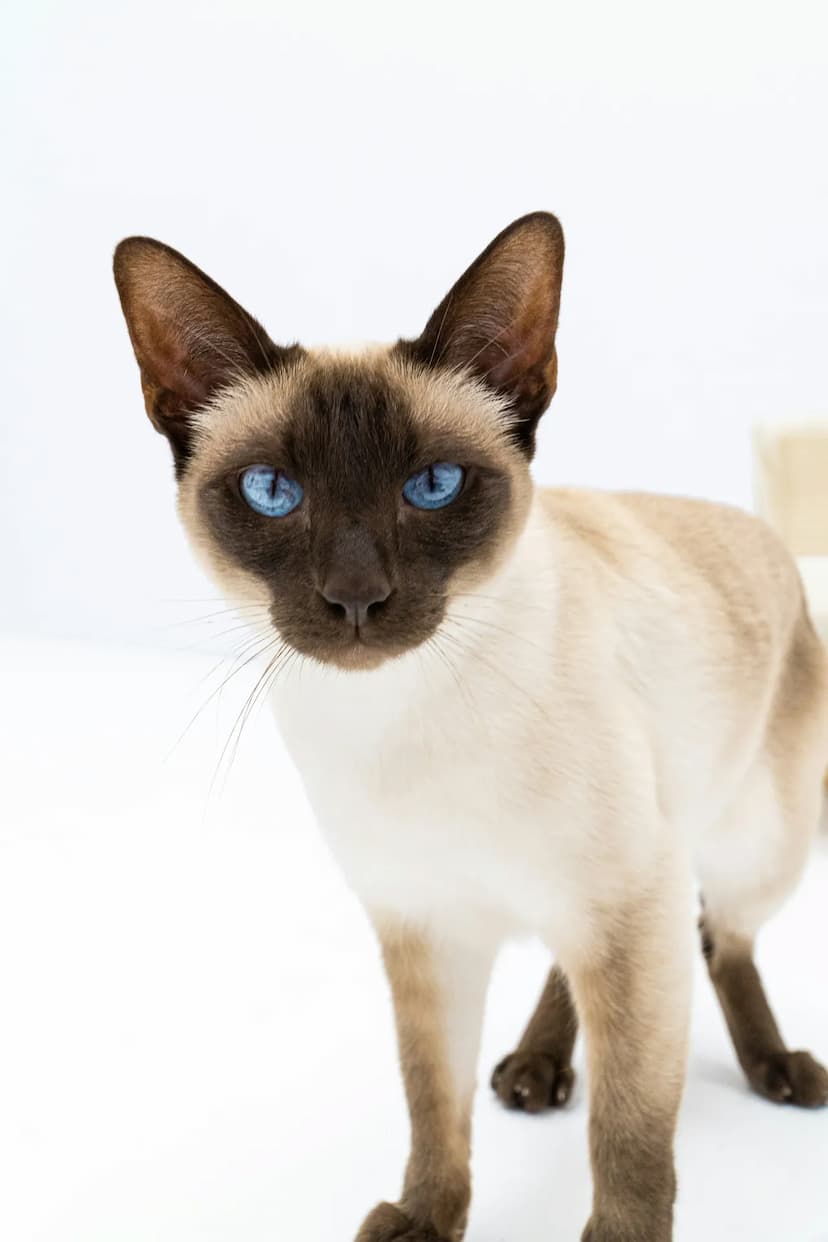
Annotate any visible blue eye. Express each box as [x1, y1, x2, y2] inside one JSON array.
[[239, 465, 304, 517], [402, 462, 466, 510]]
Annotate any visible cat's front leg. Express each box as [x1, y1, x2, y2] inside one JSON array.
[[566, 882, 693, 1242], [355, 919, 496, 1242]]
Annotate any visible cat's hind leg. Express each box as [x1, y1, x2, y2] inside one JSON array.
[[700, 918, 828, 1106], [491, 963, 578, 1114], [698, 730, 828, 1108]]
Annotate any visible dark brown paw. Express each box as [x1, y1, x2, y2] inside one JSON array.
[[491, 1050, 575, 1114], [581, 1212, 671, 1242], [748, 1050, 828, 1107], [355, 1202, 455, 1242], [581, 1224, 668, 1242]]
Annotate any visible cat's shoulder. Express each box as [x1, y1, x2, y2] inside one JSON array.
[[534, 485, 803, 638], [536, 485, 791, 567]]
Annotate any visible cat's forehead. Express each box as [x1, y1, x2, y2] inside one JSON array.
[[189, 348, 516, 481]]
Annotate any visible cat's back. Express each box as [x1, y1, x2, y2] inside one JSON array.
[[536, 485, 805, 659]]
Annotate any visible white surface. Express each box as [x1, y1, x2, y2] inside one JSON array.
[[1, 635, 827, 1241], [3, 0, 828, 646]]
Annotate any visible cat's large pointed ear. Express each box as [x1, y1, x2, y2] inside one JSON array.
[[399, 212, 564, 456], [113, 238, 300, 472]]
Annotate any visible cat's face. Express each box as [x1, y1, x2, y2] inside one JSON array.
[[114, 214, 564, 669], [177, 354, 530, 669]]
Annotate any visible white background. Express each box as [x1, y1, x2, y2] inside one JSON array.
[[3, 4, 828, 1241], [3, 0, 828, 646]]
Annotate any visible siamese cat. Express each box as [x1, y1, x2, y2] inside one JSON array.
[[114, 213, 828, 1242]]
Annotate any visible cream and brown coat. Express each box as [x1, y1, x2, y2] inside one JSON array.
[[114, 213, 828, 1242]]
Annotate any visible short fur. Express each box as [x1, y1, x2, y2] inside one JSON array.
[[114, 213, 828, 1241]]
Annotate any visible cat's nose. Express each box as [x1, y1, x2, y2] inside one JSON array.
[[320, 571, 392, 629]]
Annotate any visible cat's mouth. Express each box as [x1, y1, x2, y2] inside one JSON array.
[[269, 600, 443, 672]]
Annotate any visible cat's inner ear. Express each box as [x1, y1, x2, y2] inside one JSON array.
[[401, 212, 564, 455], [113, 238, 297, 470]]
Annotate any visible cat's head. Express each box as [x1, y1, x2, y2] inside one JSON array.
[[114, 213, 564, 669]]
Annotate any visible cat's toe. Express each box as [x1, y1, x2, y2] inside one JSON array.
[[749, 1050, 828, 1108], [355, 1202, 455, 1241], [491, 1050, 575, 1114]]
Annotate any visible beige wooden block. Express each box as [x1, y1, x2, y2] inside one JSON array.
[[753, 421, 828, 556], [753, 422, 828, 643]]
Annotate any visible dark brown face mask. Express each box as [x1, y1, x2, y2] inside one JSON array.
[[113, 213, 564, 668]]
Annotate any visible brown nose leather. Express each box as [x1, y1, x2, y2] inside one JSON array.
[[321, 573, 392, 628], [319, 523, 392, 628]]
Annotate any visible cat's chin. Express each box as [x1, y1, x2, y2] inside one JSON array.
[[315, 639, 414, 672], [278, 630, 424, 673]]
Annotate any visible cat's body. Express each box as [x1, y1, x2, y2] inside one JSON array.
[[275, 485, 825, 938], [114, 214, 828, 1241]]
